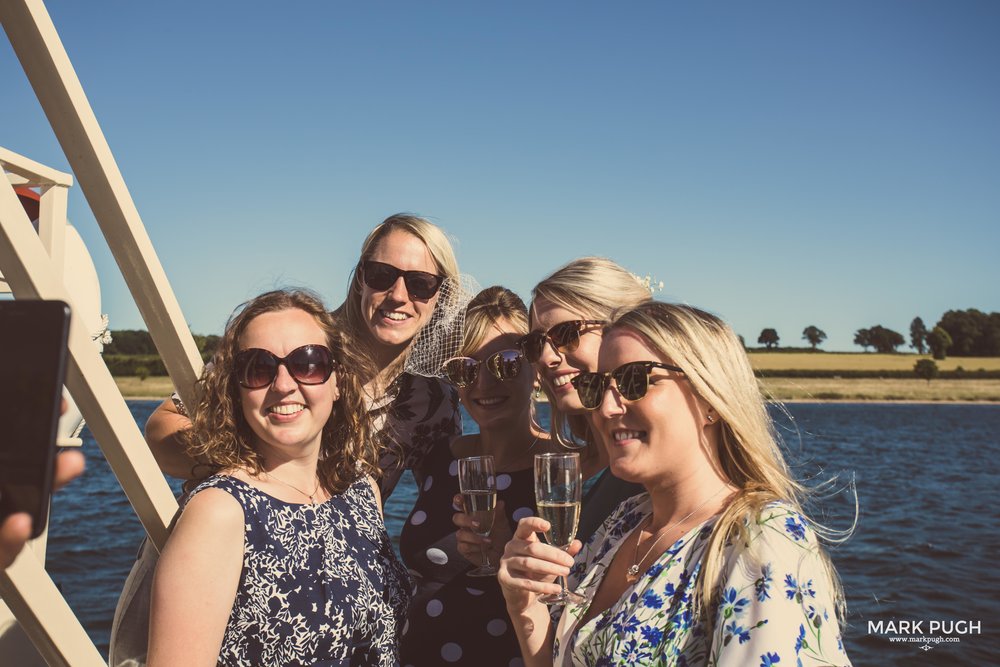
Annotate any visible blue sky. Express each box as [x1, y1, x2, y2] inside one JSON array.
[[3, 1, 998, 351]]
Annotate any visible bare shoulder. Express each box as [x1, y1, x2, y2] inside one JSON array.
[[174, 485, 244, 536], [365, 475, 383, 510]]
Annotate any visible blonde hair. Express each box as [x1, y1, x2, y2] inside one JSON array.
[[609, 301, 846, 635], [337, 213, 460, 382], [530, 257, 652, 448], [460, 286, 529, 356], [183, 289, 378, 494]]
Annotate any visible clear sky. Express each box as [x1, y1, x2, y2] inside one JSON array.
[[3, 1, 998, 351]]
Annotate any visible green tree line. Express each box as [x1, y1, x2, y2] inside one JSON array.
[[753, 308, 1000, 359], [104, 330, 220, 376]]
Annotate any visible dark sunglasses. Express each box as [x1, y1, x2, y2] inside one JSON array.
[[518, 320, 605, 363], [234, 344, 337, 389], [442, 349, 524, 387], [570, 361, 684, 410], [360, 260, 445, 300]]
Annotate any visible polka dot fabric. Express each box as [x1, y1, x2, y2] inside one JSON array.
[[399, 441, 536, 665]]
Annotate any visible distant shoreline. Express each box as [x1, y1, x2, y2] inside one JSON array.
[[112, 376, 1000, 404]]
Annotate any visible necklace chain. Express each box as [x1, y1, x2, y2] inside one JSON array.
[[625, 486, 728, 584], [264, 470, 322, 504]]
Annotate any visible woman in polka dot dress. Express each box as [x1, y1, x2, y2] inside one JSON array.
[[399, 286, 553, 666]]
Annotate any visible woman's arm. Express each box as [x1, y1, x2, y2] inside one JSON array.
[[148, 488, 244, 666], [144, 398, 197, 479], [498, 516, 581, 666]]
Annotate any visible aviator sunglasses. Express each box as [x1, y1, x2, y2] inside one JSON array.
[[442, 349, 524, 387], [570, 361, 685, 410], [518, 320, 605, 364], [234, 344, 337, 389], [360, 260, 445, 300]]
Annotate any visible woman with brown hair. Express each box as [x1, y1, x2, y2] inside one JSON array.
[[148, 289, 410, 666]]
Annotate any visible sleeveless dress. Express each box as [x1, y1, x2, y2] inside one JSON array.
[[398, 441, 537, 666], [187, 474, 412, 666]]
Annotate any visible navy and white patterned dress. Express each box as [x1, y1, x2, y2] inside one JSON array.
[[186, 474, 412, 666]]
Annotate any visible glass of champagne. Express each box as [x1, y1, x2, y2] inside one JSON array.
[[534, 452, 584, 605], [458, 455, 498, 577]]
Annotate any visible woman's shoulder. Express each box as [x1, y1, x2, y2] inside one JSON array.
[[177, 476, 246, 530], [750, 501, 821, 549]]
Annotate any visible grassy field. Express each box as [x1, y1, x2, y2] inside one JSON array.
[[112, 374, 1000, 403], [759, 377, 1000, 402], [747, 352, 1000, 372]]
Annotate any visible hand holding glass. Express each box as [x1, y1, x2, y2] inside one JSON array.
[[458, 455, 498, 577], [534, 453, 584, 605]]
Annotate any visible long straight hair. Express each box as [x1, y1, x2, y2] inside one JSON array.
[[609, 301, 847, 636], [336, 213, 460, 385]]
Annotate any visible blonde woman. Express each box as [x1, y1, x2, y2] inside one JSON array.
[[399, 286, 550, 665], [499, 302, 851, 666], [524, 257, 651, 543], [113, 214, 464, 666], [149, 289, 409, 666], [144, 213, 464, 498]]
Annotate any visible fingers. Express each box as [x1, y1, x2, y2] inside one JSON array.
[[53, 450, 86, 491], [0, 513, 33, 569]]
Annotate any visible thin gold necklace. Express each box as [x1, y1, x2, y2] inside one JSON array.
[[625, 485, 728, 584], [264, 470, 322, 504]]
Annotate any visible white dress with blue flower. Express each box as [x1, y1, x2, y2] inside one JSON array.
[[552, 494, 851, 667]]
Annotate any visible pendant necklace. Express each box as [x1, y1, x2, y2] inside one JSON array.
[[625, 485, 728, 584], [265, 470, 322, 504]]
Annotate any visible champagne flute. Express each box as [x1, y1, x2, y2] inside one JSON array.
[[458, 455, 498, 577], [534, 452, 584, 605]]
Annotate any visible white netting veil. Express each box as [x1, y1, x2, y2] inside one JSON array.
[[403, 273, 481, 378]]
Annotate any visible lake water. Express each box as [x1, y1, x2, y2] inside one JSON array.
[[43, 401, 1000, 665]]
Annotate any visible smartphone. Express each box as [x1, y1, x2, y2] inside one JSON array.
[[0, 299, 71, 538]]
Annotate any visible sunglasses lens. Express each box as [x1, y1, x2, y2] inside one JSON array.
[[615, 362, 650, 401], [444, 358, 478, 387], [519, 332, 547, 363], [236, 350, 278, 389], [487, 350, 523, 381], [571, 372, 605, 409], [403, 272, 443, 300], [549, 321, 584, 353], [362, 261, 399, 291], [287, 345, 335, 385]]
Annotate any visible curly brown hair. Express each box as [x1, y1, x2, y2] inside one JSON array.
[[182, 289, 378, 494]]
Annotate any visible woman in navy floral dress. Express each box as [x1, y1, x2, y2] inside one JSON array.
[[499, 302, 851, 666], [148, 290, 410, 666]]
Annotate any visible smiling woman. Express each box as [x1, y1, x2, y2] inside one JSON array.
[[148, 289, 410, 666], [498, 301, 852, 667], [398, 286, 551, 666]]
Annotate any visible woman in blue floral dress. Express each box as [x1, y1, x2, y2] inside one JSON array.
[[148, 290, 410, 666], [499, 301, 851, 666]]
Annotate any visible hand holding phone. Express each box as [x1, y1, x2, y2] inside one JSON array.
[[0, 300, 72, 554]]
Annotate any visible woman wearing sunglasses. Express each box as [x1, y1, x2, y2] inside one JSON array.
[[398, 286, 550, 666], [526, 257, 651, 544], [114, 214, 465, 665], [499, 302, 851, 666], [148, 289, 410, 666], [144, 213, 463, 499]]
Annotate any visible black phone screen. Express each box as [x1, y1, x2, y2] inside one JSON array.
[[0, 299, 71, 538]]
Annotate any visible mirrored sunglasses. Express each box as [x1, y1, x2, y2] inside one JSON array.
[[234, 344, 336, 389], [442, 349, 524, 387], [570, 361, 684, 410]]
